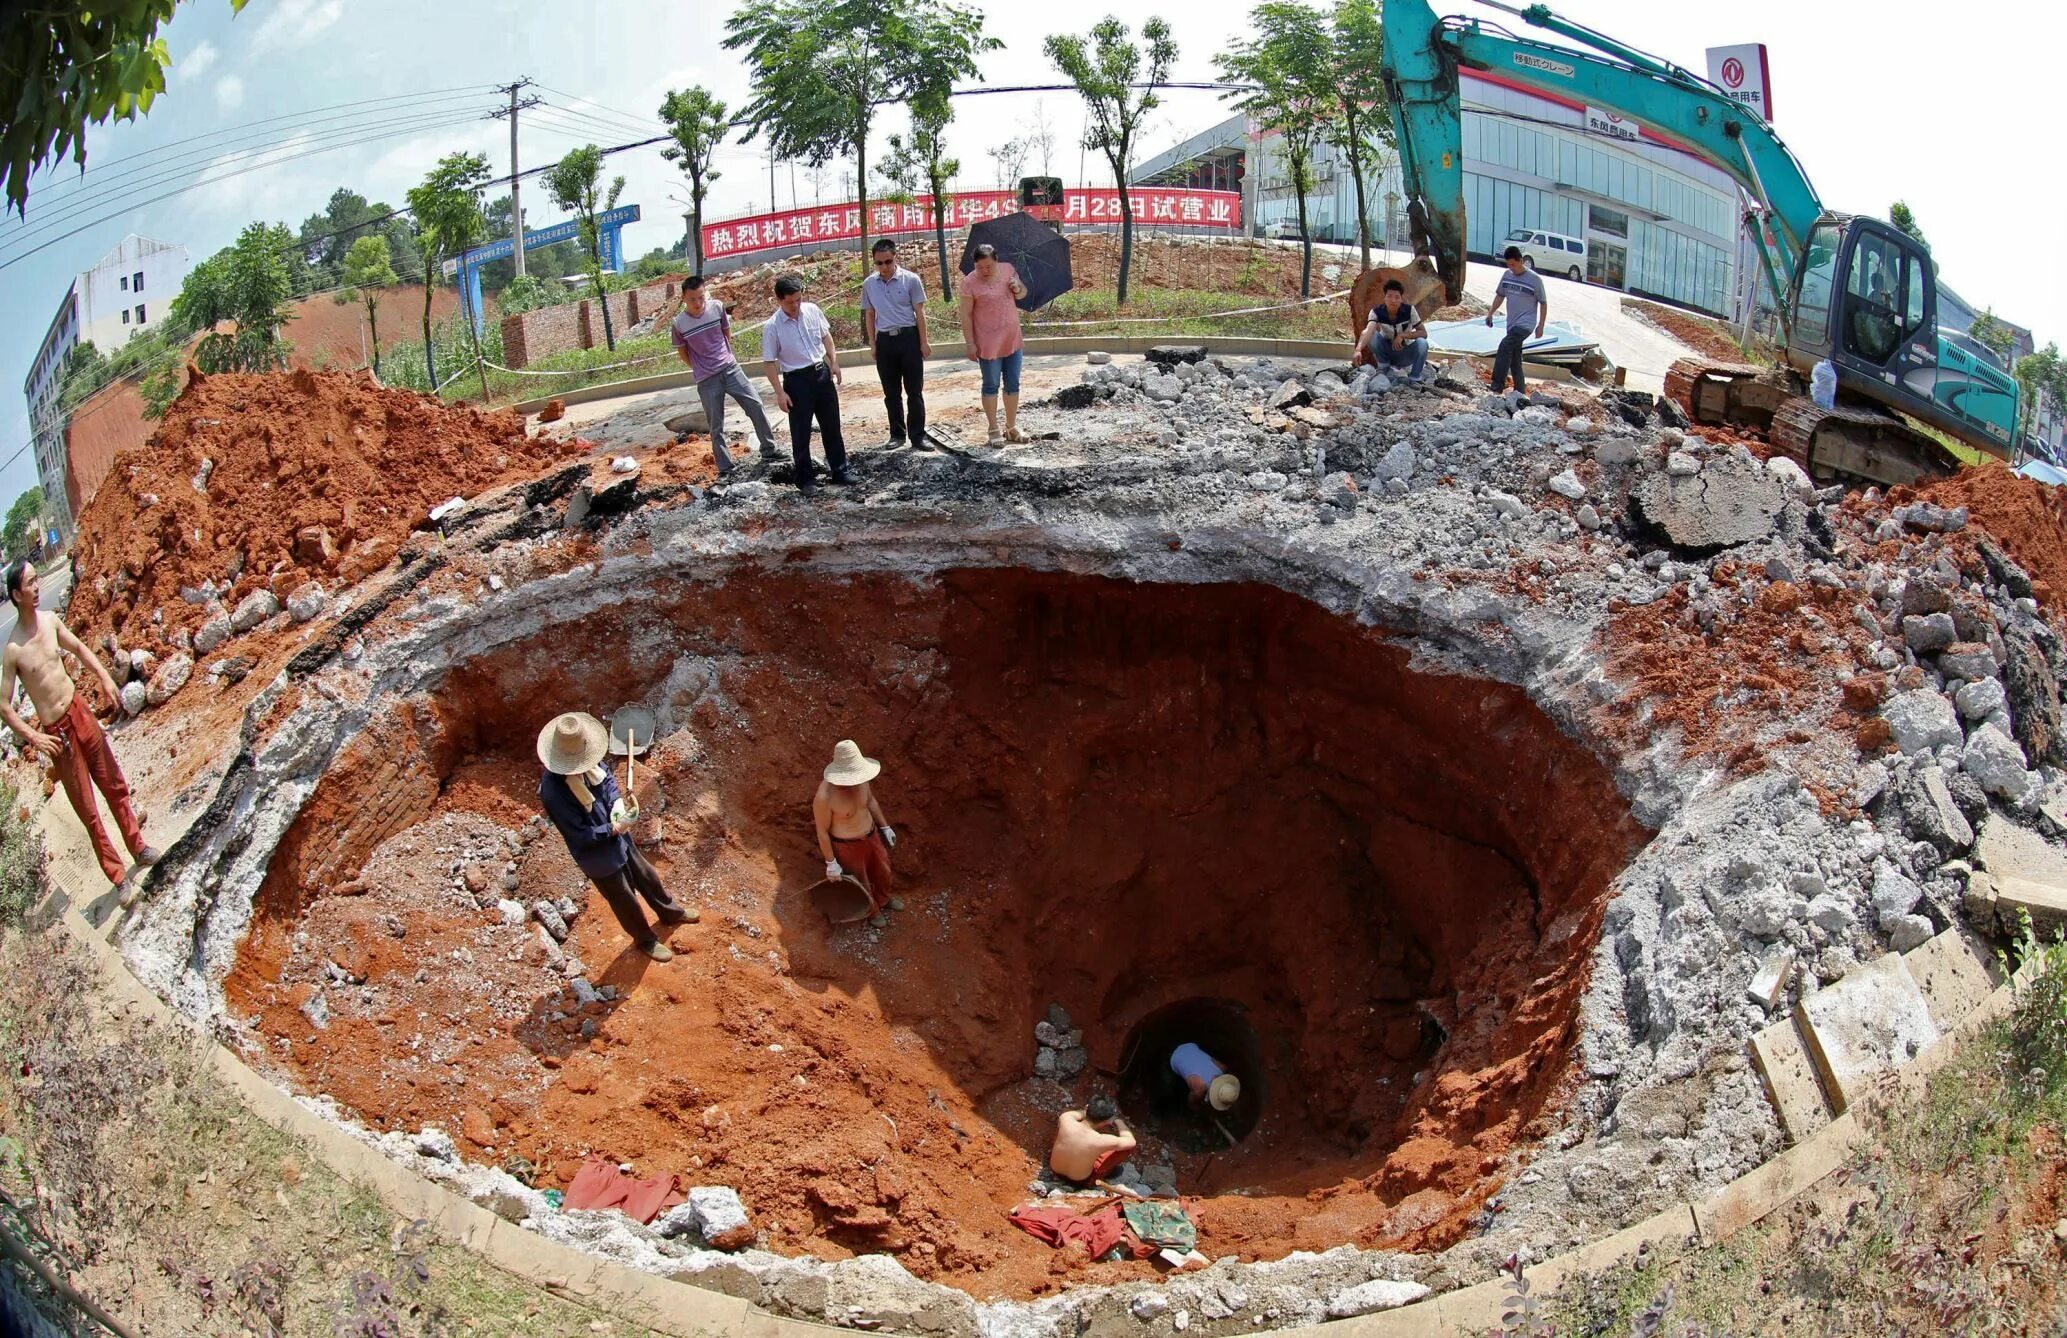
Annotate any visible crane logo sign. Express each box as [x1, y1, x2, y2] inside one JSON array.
[[1705, 43, 1773, 120]]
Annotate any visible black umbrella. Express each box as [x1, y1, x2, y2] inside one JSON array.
[[958, 210, 1073, 311]]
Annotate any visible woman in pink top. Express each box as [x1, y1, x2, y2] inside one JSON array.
[[958, 243, 1028, 445]]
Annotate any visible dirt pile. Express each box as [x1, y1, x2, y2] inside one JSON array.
[[224, 569, 1646, 1297], [67, 368, 583, 649], [1912, 463, 2067, 612]]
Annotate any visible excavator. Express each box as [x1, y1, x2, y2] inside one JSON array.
[[1369, 0, 2021, 486]]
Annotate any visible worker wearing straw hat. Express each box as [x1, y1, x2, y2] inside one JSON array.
[[813, 739, 899, 924], [537, 711, 698, 962], [1169, 1042, 1241, 1115]]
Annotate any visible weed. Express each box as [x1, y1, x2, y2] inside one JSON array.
[[0, 779, 43, 930]]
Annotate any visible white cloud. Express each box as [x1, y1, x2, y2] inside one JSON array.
[[247, 0, 346, 55], [215, 76, 245, 113], [182, 39, 219, 79]]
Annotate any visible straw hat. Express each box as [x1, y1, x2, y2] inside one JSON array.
[[823, 739, 882, 786], [1208, 1074, 1241, 1112], [538, 712, 610, 775]]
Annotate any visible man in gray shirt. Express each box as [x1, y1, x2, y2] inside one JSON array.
[[860, 239, 932, 449], [671, 274, 777, 475], [1484, 246, 1548, 395]]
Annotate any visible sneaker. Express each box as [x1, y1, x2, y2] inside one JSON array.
[[868, 912, 889, 929], [135, 845, 162, 866], [657, 905, 700, 925], [887, 897, 905, 912], [640, 939, 675, 962]]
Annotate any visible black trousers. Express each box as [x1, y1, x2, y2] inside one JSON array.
[[872, 327, 926, 441], [1491, 326, 1530, 394], [590, 846, 685, 945], [782, 363, 847, 483]]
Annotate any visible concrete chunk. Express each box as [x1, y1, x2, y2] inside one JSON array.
[[1630, 450, 1785, 551], [1324, 1279, 1431, 1318], [1749, 1015, 1834, 1143], [1899, 925, 2005, 1031], [1797, 952, 1941, 1112], [1882, 689, 1962, 755], [1748, 948, 1796, 1010]]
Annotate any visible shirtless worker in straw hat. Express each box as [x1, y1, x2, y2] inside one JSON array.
[[537, 711, 698, 962], [813, 739, 900, 924]]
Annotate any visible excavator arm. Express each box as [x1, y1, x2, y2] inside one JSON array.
[[1379, 0, 1822, 315]]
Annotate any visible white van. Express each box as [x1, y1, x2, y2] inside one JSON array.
[[1502, 228, 1588, 282]]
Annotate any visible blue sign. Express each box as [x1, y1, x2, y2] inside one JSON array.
[[447, 203, 643, 336]]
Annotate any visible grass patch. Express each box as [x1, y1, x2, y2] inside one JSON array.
[[0, 924, 664, 1336]]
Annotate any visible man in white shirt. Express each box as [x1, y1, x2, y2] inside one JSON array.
[[761, 273, 852, 495], [860, 239, 931, 449]]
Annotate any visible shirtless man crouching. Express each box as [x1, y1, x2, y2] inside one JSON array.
[[0, 560, 159, 895], [813, 738, 900, 927], [1051, 1095, 1138, 1185]]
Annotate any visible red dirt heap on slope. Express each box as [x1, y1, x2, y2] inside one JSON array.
[[1910, 463, 2067, 612], [67, 368, 584, 648]]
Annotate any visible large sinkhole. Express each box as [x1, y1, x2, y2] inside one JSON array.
[[225, 567, 1648, 1291]]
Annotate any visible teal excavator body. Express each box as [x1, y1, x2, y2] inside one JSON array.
[[1378, 0, 2019, 480]]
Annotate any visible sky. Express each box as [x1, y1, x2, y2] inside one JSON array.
[[0, 0, 2062, 513]]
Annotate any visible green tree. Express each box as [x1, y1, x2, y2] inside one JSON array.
[[880, 102, 961, 300], [340, 233, 398, 376], [405, 152, 490, 390], [1889, 201, 1929, 253], [1327, 0, 1392, 272], [1045, 16, 1178, 304], [2, 491, 44, 561], [171, 221, 296, 372], [542, 144, 626, 352], [0, 0, 253, 215], [1970, 308, 2017, 363], [724, 0, 997, 281], [1216, 3, 1334, 297], [55, 340, 111, 413], [2014, 343, 2066, 449], [659, 85, 729, 274]]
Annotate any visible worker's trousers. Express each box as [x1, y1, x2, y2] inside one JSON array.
[[872, 328, 926, 443], [589, 846, 688, 946], [830, 828, 894, 910], [48, 693, 145, 884], [1490, 326, 1530, 394]]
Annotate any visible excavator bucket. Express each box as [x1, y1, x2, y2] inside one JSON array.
[[1349, 260, 1449, 338]]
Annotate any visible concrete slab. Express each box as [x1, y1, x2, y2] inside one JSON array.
[[1797, 953, 1941, 1113], [1692, 1111, 1866, 1242], [1974, 814, 2067, 886], [1996, 874, 2067, 935], [1749, 1016, 1834, 1144], [1900, 925, 2006, 1033]]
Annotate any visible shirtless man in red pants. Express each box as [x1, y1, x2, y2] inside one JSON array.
[[0, 559, 159, 895], [813, 739, 900, 926]]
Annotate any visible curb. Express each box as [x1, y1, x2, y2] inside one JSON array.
[[505, 337, 1576, 416]]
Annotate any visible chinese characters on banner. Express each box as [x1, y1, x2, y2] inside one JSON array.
[[701, 188, 1243, 262]]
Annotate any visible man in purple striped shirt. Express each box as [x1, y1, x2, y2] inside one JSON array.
[[672, 275, 777, 475]]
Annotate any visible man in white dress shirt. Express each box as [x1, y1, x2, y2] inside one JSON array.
[[760, 273, 853, 495]]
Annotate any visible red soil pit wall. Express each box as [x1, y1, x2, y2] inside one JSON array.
[[224, 569, 1648, 1298]]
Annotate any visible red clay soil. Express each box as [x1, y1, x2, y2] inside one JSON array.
[[282, 284, 466, 373], [1620, 296, 1742, 365], [224, 570, 1647, 1299], [65, 368, 585, 652], [1907, 463, 2067, 613]]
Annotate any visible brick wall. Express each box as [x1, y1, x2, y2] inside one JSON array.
[[64, 378, 150, 524], [499, 277, 684, 369]]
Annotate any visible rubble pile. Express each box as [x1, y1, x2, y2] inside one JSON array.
[[66, 367, 584, 701]]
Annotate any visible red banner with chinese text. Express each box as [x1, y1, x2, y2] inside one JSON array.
[[700, 188, 1242, 262]]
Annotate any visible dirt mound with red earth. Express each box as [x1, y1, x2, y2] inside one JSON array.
[[225, 569, 1646, 1299], [1910, 463, 2067, 613], [67, 368, 584, 651]]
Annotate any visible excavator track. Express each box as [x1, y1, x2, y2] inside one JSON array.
[[1663, 357, 1791, 432], [1769, 397, 1962, 489]]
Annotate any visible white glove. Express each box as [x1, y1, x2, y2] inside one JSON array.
[[826, 860, 843, 880], [880, 826, 897, 848]]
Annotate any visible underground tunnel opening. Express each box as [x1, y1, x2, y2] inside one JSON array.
[[1116, 998, 1273, 1151], [222, 565, 1650, 1293]]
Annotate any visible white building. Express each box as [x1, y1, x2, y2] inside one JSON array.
[[1133, 72, 1744, 318], [23, 235, 190, 538]]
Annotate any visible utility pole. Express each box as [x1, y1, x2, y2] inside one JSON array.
[[768, 142, 776, 214], [487, 78, 542, 277]]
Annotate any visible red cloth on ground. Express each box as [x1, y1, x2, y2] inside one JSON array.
[[830, 828, 894, 909], [1008, 1202, 1129, 1258], [564, 1155, 683, 1224], [47, 692, 144, 884]]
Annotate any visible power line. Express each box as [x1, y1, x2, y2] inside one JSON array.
[[528, 106, 649, 143], [0, 111, 493, 272], [0, 99, 503, 251], [533, 85, 655, 133]]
